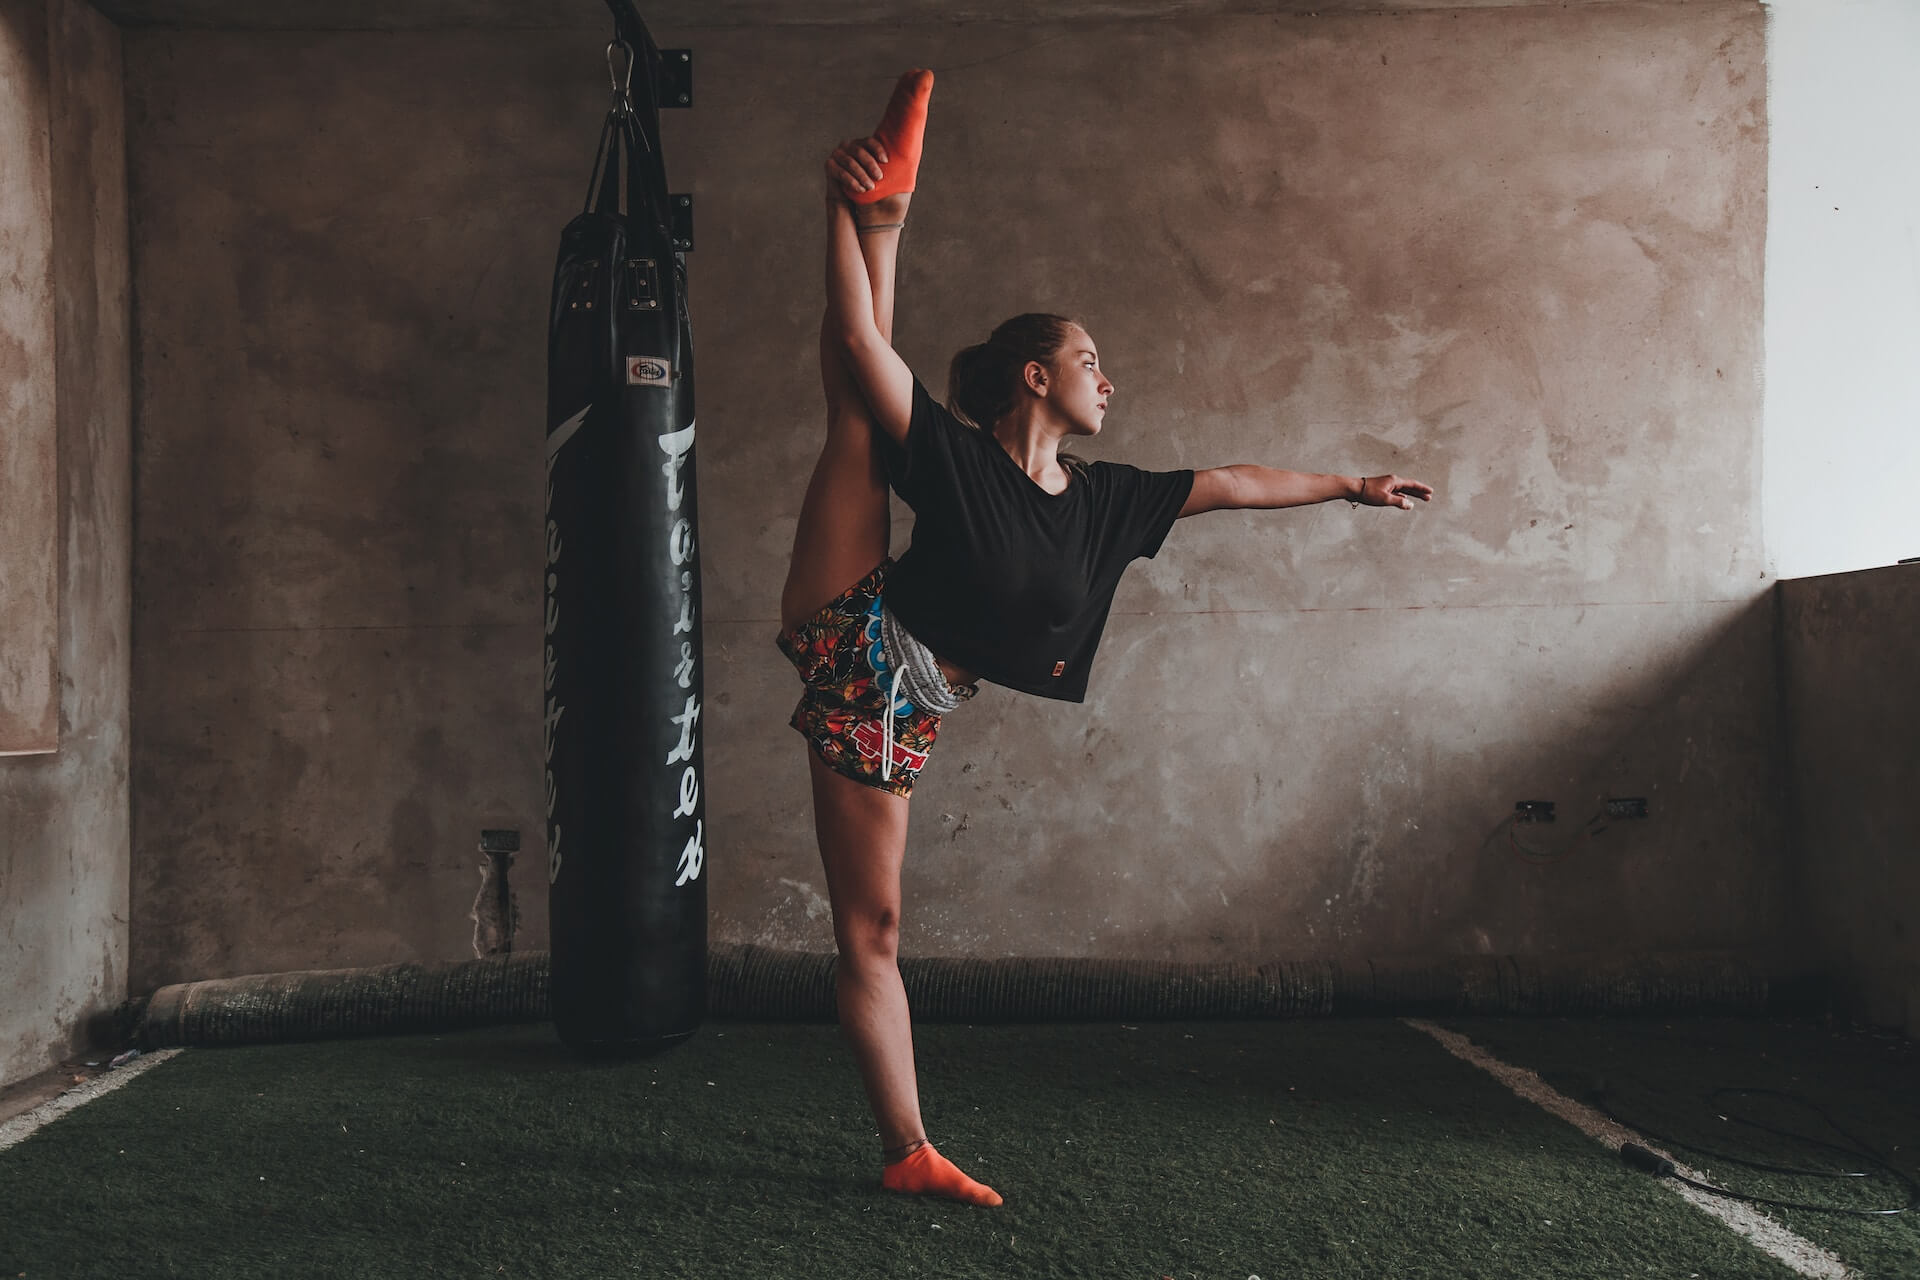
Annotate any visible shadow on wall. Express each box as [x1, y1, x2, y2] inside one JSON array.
[[1445, 591, 1790, 963], [846, 590, 1792, 966], [1780, 565, 1920, 1034]]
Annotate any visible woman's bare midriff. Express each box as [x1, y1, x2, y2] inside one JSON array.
[[935, 654, 978, 691]]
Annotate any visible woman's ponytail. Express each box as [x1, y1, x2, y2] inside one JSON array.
[[946, 313, 1080, 431], [947, 341, 1019, 429]]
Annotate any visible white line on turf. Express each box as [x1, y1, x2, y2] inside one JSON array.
[[0, 1049, 187, 1155], [1403, 1019, 1852, 1280]]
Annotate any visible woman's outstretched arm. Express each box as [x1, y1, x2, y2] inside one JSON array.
[[1178, 466, 1433, 517]]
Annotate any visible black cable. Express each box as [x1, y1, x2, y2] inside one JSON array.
[[1597, 1085, 1916, 1217]]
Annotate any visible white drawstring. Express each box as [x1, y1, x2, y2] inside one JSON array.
[[881, 667, 903, 782], [874, 603, 967, 785]]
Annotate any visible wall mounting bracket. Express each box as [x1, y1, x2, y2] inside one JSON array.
[[670, 194, 693, 252], [660, 49, 692, 107]]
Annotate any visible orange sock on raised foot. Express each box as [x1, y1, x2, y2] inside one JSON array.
[[850, 69, 933, 205], [881, 1143, 1003, 1207]]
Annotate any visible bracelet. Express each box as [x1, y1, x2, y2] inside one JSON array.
[[883, 1136, 930, 1162], [855, 220, 906, 235], [1350, 476, 1366, 507]]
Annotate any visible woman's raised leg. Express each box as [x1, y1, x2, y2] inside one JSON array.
[[779, 73, 928, 630], [779, 196, 909, 631]]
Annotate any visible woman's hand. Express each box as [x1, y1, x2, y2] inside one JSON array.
[[1355, 475, 1435, 510], [825, 137, 889, 201]]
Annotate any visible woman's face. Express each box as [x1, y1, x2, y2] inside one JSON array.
[[1043, 325, 1114, 437]]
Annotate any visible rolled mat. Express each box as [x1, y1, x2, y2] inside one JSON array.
[[122, 946, 1800, 1049]]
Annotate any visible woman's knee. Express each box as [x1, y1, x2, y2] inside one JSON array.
[[834, 903, 901, 967]]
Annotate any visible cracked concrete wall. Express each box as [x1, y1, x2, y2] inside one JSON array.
[[1780, 568, 1920, 1035], [1, 0, 131, 1088], [127, 1, 1783, 989]]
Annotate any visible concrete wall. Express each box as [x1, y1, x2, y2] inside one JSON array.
[[0, 0, 58, 755], [126, 2, 1786, 989], [0, 0, 132, 1088], [87, 0, 1737, 32], [1779, 567, 1920, 1034], [1762, 0, 1920, 579]]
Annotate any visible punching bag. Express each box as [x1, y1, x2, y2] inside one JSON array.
[[544, 20, 704, 1054]]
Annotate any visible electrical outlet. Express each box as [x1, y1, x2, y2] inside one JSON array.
[[1514, 800, 1556, 824], [1603, 797, 1648, 820]]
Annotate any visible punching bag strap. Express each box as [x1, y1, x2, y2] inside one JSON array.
[[584, 117, 621, 215], [584, 39, 639, 215], [614, 29, 673, 249], [626, 115, 659, 239], [582, 37, 668, 232]]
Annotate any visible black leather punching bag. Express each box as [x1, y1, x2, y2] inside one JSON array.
[[544, 19, 703, 1054]]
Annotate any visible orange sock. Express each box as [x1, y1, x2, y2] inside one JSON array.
[[881, 1143, 1003, 1207], [850, 69, 933, 205]]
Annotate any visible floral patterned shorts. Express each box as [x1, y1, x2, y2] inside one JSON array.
[[776, 561, 972, 798]]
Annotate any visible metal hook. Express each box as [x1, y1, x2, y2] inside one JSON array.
[[606, 38, 634, 95], [606, 37, 638, 118]]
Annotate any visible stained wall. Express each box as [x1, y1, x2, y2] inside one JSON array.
[[0, 0, 132, 1087], [126, 2, 1784, 989]]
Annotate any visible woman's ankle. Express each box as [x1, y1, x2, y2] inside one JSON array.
[[852, 192, 912, 227], [882, 1135, 930, 1165]]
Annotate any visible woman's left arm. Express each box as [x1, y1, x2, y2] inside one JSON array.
[[1178, 466, 1433, 517]]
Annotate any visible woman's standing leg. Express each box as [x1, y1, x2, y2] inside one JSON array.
[[806, 751, 918, 1144], [809, 751, 1000, 1205]]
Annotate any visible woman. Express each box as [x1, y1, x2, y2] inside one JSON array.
[[778, 70, 1433, 1208]]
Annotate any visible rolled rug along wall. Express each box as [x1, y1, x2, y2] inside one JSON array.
[[121, 948, 1797, 1049]]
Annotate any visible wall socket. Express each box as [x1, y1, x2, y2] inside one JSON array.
[[1514, 800, 1556, 823], [1603, 797, 1649, 820]]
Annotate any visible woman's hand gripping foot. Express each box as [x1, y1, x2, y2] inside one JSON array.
[[826, 68, 933, 228]]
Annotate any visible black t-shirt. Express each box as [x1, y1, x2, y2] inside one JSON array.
[[879, 378, 1194, 703]]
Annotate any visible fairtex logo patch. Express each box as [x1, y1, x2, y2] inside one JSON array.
[[626, 356, 672, 387]]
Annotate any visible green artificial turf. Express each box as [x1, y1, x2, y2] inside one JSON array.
[[1439, 1016, 1920, 1280], [0, 1019, 1827, 1279]]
